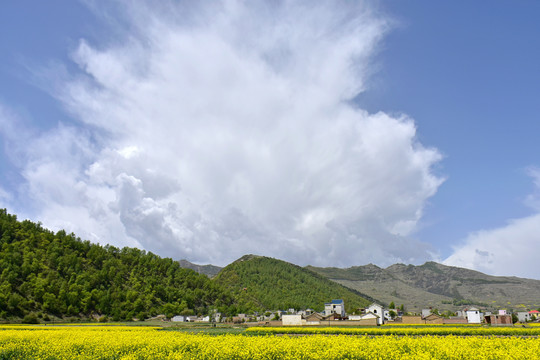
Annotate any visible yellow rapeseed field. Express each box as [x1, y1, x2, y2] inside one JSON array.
[[246, 325, 540, 336], [1, 325, 540, 359]]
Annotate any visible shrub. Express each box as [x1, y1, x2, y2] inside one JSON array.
[[22, 313, 39, 324]]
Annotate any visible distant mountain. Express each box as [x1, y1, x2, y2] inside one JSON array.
[[213, 255, 374, 313], [179, 259, 222, 278], [307, 261, 540, 312]]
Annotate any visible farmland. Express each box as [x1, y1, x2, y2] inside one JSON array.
[[1, 324, 540, 359], [246, 325, 540, 336]]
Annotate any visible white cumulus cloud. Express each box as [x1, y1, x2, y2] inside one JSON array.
[[1, 1, 444, 267], [445, 168, 540, 279]]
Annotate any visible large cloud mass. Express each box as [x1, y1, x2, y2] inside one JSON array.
[[0, 1, 443, 266]]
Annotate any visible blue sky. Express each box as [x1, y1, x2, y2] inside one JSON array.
[[363, 1, 540, 253], [1, 1, 539, 278]]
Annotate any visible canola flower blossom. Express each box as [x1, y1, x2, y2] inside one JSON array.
[[246, 325, 540, 336], [1, 325, 540, 359]]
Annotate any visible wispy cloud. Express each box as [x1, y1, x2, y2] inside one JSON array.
[[1, 1, 443, 266], [524, 166, 540, 211]]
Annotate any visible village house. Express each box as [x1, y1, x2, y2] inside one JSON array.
[[465, 307, 482, 324], [424, 313, 443, 324], [485, 314, 513, 326], [383, 309, 393, 321], [304, 312, 323, 325], [324, 299, 345, 317], [366, 303, 384, 325], [516, 311, 531, 323], [323, 312, 341, 321], [297, 309, 314, 317], [529, 310, 540, 320], [359, 311, 380, 323], [171, 315, 186, 322]]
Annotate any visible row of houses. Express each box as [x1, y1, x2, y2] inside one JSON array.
[[418, 307, 540, 325], [282, 301, 540, 326], [282, 301, 392, 326], [168, 300, 540, 325], [171, 315, 212, 323], [516, 309, 540, 322]]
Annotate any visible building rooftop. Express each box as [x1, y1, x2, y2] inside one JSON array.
[[325, 299, 344, 305]]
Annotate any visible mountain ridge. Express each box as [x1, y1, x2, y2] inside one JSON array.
[[308, 261, 540, 312], [182, 257, 540, 312]]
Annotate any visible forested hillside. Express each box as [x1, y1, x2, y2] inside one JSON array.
[[214, 255, 373, 313], [0, 209, 234, 321]]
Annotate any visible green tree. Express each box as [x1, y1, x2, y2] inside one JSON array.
[[511, 313, 518, 323]]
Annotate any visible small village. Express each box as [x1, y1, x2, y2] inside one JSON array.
[[168, 299, 540, 326]]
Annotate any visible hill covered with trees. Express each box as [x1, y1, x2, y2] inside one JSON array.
[[0, 209, 234, 322], [213, 255, 373, 313]]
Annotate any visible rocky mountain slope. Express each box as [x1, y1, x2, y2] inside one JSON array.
[[307, 261, 540, 312], [179, 259, 222, 278]]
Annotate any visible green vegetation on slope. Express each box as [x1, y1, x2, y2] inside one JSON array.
[[214, 255, 373, 313], [0, 209, 234, 321]]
